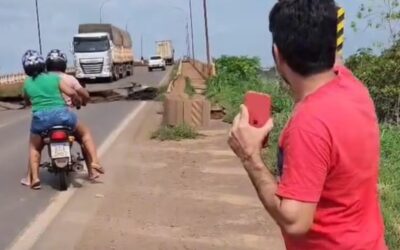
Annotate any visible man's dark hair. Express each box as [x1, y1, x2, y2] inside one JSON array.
[[269, 0, 337, 76]]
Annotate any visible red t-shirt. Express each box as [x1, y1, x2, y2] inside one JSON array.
[[276, 66, 387, 250]]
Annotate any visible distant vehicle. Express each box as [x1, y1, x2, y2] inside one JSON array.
[[72, 23, 134, 82], [156, 40, 174, 65], [148, 56, 166, 72]]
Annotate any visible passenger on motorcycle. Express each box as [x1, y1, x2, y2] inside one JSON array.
[[21, 50, 104, 188], [46, 49, 104, 179], [21, 50, 81, 190]]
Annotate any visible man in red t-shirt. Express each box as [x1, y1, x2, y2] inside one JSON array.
[[228, 0, 387, 249]]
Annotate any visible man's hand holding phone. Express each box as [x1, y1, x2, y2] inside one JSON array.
[[228, 91, 274, 165]]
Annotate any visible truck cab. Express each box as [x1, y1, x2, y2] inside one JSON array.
[[73, 32, 113, 81]]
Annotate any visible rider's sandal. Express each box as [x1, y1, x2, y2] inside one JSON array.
[[20, 178, 31, 187], [89, 173, 100, 181], [91, 163, 105, 175], [31, 181, 41, 190]]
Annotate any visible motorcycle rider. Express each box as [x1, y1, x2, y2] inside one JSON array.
[[21, 50, 81, 189], [21, 50, 104, 187], [45, 49, 104, 179]]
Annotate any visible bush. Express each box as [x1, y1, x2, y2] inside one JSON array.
[[151, 124, 199, 141], [346, 47, 400, 124], [206, 56, 293, 123], [379, 125, 400, 248]]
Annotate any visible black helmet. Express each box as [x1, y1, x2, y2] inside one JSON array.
[[46, 49, 67, 72], [22, 50, 46, 78]]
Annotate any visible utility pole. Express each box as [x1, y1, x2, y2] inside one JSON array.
[[141, 34, 143, 60], [203, 0, 211, 71], [35, 0, 43, 54], [189, 0, 195, 60], [186, 22, 191, 58], [100, 0, 111, 23]]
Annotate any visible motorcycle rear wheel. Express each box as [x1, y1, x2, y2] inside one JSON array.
[[59, 170, 68, 191]]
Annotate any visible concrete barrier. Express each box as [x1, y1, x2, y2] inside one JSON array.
[[163, 60, 212, 128]]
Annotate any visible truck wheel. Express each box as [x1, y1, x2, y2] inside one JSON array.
[[148, 68, 152, 72], [113, 66, 120, 81], [162, 67, 166, 71], [127, 64, 132, 76], [121, 65, 127, 79]]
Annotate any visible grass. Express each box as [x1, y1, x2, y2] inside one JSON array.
[[207, 75, 292, 124], [154, 84, 169, 102], [379, 125, 400, 249], [151, 124, 200, 141]]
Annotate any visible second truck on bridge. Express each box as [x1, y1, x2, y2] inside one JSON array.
[[73, 24, 134, 82]]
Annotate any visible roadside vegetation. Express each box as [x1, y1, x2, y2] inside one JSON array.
[[346, 40, 400, 248], [206, 55, 400, 248], [151, 123, 200, 141]]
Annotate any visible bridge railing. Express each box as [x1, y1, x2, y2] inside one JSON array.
[[190, 60, 216, 79], [0, 68, 76, 86]]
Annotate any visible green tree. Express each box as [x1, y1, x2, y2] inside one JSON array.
[[352, 0, 400, 43]]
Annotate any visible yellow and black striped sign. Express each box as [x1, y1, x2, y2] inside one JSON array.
[[337, 7, 345, 54]]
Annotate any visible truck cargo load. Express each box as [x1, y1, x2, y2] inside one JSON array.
[[78, 24, 125, 47], [156, 40, 174, 65]]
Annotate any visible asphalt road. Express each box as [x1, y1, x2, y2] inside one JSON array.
[[0, 66, 171, 250]]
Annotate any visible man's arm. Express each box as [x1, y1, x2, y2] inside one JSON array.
[[63, 74, 90, 105], [60, 80, 82, 107], [76, 88, 90, 105], [229, 106, 325, 236], [242, 155, 316, 236]]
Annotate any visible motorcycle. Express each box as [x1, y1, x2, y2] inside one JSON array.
[[40, 125, 88, 191]]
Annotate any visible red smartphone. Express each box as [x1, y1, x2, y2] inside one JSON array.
[[244, 91, 272, 146], [244, 91, 272, 128]]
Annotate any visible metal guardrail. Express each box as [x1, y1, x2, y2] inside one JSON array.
[[167, 60, 183, 93], [0, 67, 75, 86]]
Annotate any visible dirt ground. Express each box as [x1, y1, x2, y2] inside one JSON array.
[[72, 103, 285, 250]]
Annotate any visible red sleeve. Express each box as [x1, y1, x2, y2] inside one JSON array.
[[276, 128, 331, 203]]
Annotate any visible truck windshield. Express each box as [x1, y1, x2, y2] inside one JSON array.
[[73, 36, 110, 53]]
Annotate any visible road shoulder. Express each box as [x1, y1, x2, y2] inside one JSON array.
[[32, 102, 284, 250]]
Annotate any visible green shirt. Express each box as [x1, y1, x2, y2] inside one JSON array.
[[23, 73, 66, 112]]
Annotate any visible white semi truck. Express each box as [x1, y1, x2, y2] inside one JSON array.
[[72, 24, 134, 82]]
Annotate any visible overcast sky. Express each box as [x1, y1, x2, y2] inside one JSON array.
[[0, 0, 389, 73]]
